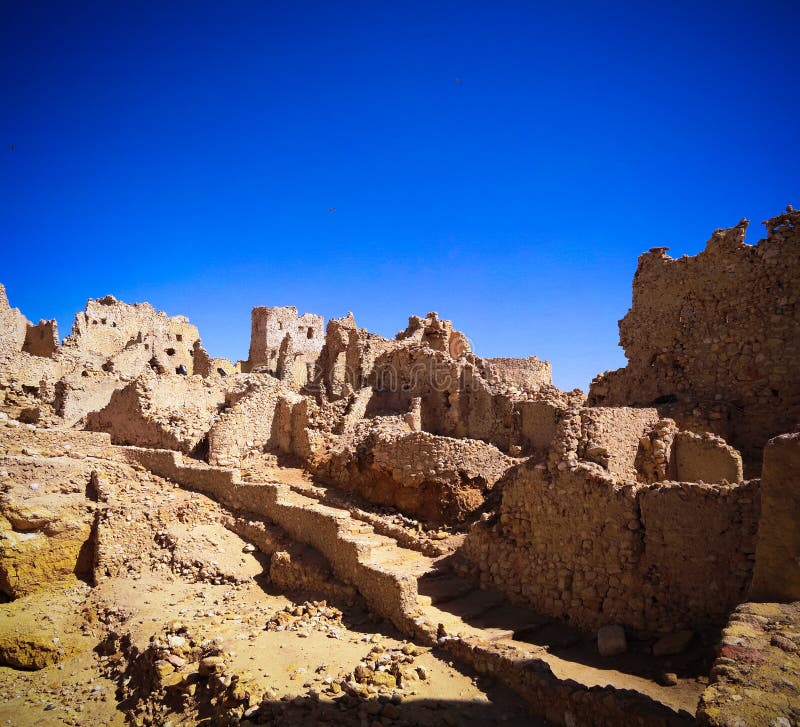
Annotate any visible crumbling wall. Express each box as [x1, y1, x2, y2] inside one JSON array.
[[750, 431, 800, 602], [191, 340, 240, 378], [395, 311, 471, 358], [0, 285, 30, 358], [318, 420, 514, 524], [670, 431, 743, 483], [638, 479, 758, 628], [461, 461, 759, 635], [86, 373, 243, 454], [247, 306, 323, 386], [22, 320, 59, 358], [53, 370, 123, 427], [484, 356, 552, 389], [589, 208, 800, 466], [578, 407, 660, 480], [311, 311, 570, 456], [0, 287, 63, 420], [312, 313, 396, 399], [367, 346, 463, 429], [516, 400, 562, 456], [206, 376, 305, 467], [60, 295, 201, 378], [367, 345, 581, 455]]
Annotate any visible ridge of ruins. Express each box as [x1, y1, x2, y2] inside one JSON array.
[[0, 206, 798, 726]]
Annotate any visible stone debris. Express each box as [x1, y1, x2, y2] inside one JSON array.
[[265, 600, 344, 638]]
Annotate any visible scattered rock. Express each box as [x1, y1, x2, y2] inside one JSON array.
[[658, 672, 678, 686]]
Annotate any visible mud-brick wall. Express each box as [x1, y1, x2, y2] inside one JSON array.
[[637, 479, 759, 629], [461, 462, 759, 636], [588, 209, 800, 465], [485, 356, 552, 389], [206, 378, 302, 467]]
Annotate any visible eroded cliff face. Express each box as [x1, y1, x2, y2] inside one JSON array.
[[589, 207, 800, 467]]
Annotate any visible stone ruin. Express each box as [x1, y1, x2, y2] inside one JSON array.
[[0, 207, 797, 726], [589, 207, 800, 469]]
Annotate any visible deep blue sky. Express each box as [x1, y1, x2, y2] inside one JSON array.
[[1, 1, 797, 390]]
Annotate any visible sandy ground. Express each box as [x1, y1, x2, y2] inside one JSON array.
[[0, 522, 544, 727]]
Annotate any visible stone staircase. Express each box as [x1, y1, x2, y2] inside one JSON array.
[[123, 446, 696, 726]]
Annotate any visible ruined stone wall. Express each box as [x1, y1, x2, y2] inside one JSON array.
[[247, 306, 323, 386], [86, 373, 242, 454], [311, 311, 569, 457], [461, 461, 759, 636], [60, 295, 201, 378], [318, 420, 515, 524], [191, 340, 240, 378], [367, 345, 582, 457], [312, 313, 396, 399], [54, 371, 122, 427], [395, 312, 471, 358], [484, 356, 552, 389], [750, 431, 800, 602], [206, 376, 305, 468], [0, 286, 63, 419], [515, 400, 562, 456], [577, 407, 660, 480], [669, 431, 743, 483], [23, 320, 59, 358], [0, 285, 30, 358], [589, 208, 800, 466]]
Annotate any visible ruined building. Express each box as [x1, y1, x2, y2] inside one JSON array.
[[246, 305, 324, 386], [589, 207, 800, 468], [0, 207, 798, 727]]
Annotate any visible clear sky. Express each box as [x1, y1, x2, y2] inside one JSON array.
[[1, 1, 797, 390]]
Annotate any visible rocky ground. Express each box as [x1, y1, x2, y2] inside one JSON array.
[[0, 418, 542, 726], [697, 602, 800, 726], [2, 416, 798, 726]]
